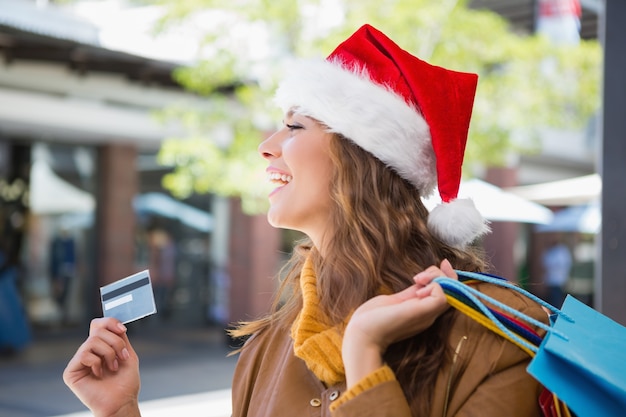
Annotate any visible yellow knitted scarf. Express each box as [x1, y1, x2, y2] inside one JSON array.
[[291, 256, 346, 386]]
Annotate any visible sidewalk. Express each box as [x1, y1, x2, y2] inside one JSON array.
[[0, 322, 237, 417], [51, 389, 232, 417]]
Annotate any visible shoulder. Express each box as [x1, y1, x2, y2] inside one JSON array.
[[238, 323, 290, 358]]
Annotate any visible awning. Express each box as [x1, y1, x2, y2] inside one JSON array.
[[505, 174, 601, 206], [133, 192, 213, 232], [536, 201, 600, 234], [0, 0, 99, 45]]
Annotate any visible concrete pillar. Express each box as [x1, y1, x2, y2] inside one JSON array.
[[228, 198, 281, 325], [482, 167, 520, 281], [597, 0, 626, 324]]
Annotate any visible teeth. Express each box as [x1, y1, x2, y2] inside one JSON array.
[[268, 172, 292, 184]]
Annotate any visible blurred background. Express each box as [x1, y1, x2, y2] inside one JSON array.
[[1, 0, 623, 416]]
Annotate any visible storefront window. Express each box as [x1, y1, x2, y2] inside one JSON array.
[[2, 142, 217, 336], [134, 150, 215, 327], [23, 142, 96, 328]]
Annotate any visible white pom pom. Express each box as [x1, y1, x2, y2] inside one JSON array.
[[427, 198, 490, 248]]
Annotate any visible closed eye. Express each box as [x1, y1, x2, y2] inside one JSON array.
[[285, 123, 303, 131]]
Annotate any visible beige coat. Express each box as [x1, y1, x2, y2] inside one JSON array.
[[231, 282, 547, 417]]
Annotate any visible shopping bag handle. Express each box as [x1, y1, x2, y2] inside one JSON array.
[[455, 270, 574, 321], [434, 272, 572, 354], [436, 272, 575, 417]]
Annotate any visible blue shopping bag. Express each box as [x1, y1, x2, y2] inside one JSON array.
[[435, 272, 626, 417], [527, 295, 626, 417]]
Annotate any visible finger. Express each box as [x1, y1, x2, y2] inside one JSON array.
[[64, 336, 116, 382], [413, 265, 444, 286], [86, 335, 123, 374], [428, 281, 447, 299], [414, 259, 459, 286], [391, 284, 421, 302], [64, 349, 103, 382], [118, 331, 136, 361], [89, 319, 131, 363], [415, 282, 446, 300], [90, 317, 127, 336], [414, 283, 450, 316], [439, 259, 458, 280], [66, 325, 128, 378]]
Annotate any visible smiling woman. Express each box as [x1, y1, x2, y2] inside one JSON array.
[[63, 24, 551, 417]]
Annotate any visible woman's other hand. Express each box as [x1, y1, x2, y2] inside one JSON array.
[[62, 318, 141, 417], [342, 259, 457, 387]]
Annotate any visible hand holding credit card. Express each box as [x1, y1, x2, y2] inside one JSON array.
[[100, 270, 157, 324]]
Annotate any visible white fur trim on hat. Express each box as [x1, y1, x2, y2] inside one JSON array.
[[427, 198, 491, 248], [274, 58, 438, 197]]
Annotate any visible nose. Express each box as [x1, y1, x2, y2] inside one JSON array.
[[258, 129, 283, 160]]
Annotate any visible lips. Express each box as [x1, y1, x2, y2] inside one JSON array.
[[266, 169, 293, 198]]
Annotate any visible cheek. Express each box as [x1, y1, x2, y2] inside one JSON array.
[[308, 167, 334, 210], [316, 159, 334, 191]]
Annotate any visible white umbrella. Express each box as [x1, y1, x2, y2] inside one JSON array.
[[423, 179, 554, 224], [29, 160, 95, 214]]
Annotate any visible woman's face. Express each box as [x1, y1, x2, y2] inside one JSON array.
[[258, 111, 334, 246]]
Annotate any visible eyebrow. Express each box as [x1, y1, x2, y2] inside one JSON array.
[[282, 109, 297, 125]]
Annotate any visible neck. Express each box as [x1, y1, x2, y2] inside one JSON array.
[[306, 229, 332, 258]]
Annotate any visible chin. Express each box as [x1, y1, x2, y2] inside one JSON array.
[[266, 207, 285, 229], [266, 210, 301, 234]]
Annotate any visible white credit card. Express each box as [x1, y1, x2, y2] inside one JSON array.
[[100, 269, 157, 324]]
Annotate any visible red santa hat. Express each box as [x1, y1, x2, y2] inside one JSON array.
[[274, 24, 490, 248]]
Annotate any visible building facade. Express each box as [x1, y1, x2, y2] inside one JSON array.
[[0, 0, 606, 346]]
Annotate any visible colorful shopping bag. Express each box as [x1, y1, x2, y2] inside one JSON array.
[[435, 271, 626, 417]]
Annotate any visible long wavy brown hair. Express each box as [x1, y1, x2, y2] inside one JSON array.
[[231, 132, 487, 416]]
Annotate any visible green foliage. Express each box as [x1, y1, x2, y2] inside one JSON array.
[[154, 0, 601, 212], [155, 90, 273, 214]]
